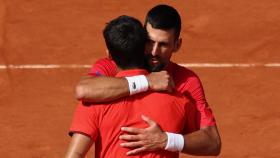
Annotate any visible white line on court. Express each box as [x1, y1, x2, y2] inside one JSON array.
[[0, 64, 92, 69], [0, 63, 280, 69]]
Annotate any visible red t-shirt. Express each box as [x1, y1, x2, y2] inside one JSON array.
[[88, 58, 216, 128], [70, 69, 197, 158]]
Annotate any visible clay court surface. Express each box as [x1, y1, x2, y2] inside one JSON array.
[[1, 0, 280, 157]]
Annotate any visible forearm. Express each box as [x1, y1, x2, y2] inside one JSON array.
[[119, 117, 221, 156], [75, 71, 174, 103], [64, 152, 84, 158], [75, 76, 129, 103], [182, 126, 221, 156]]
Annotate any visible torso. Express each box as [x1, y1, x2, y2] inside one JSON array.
[[94, 91, 191, 158]]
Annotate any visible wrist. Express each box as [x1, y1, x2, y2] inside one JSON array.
[[161, 132, 168, 149], [125, 75, 149, 95], [164, 132, 184, 152], [145, 74, 152, 90]]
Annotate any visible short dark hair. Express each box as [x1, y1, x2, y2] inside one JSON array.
[[103, 15, 147, 69], [145, 4, 181, 39]]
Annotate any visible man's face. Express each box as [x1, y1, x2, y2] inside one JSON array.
[[145, 23, 180, 71]]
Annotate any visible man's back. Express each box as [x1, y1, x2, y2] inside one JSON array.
[[88, 58, 216, 128], [70, 77, 197, 158]]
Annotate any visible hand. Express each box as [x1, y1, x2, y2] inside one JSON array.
[[119, 115, 167, 155], [146, 71, 175, 93]]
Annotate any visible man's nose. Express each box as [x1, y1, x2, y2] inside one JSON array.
[[151, 43, 159, 56]]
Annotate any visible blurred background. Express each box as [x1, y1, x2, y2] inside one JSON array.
[[0, 0, 279, 157]]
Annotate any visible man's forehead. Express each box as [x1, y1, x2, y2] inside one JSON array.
[[146, 23, 176, 41]]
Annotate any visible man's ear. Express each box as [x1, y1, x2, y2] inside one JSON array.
[[106, 49, 112, 59], [173, 38, 182, 53]]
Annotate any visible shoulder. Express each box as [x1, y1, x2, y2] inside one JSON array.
[[169, 62, 202, 89], [75, 102, 104, 114], [94, 58, 115, 65], [88, 58, 117, 76], [169, 62, 199, 79]]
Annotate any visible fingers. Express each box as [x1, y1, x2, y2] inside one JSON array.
[[119, 134, 142, 141], [147, 71, 174, 92], [167, 76, 175, 93], [121, 127, 145, 134], [120, 141, 143, 148], [167, 87, 174, 93], [141, 115, 156, 126]]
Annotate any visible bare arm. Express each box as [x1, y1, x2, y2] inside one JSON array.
[[64, 133, 93, 158], [75, 76, 129, 103], [181, 126, 221, 156], [119, 116, 221, 156], [76, 71, 174, 103]]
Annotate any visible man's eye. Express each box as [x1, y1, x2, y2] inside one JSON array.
[[147, 39, 154, 43], [159, 43, 168, 47], [147, 40, 155, 46]]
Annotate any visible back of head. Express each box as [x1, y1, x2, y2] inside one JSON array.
[[103, 15, 147, 69], [145, 4, 181, 39]]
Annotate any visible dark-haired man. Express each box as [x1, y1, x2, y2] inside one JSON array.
[[65, 15, 197, 158], [75, 4, 221, 156]]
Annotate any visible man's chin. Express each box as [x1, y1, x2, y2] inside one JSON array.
[[149, 63, 165, 72]]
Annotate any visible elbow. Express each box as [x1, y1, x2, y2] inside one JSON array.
[[209, 133, 222, 156], [212, 138, 222, 156], [75, 83, 87, 101], [75, 82, 98, 102], [204, 126, 222, 156]]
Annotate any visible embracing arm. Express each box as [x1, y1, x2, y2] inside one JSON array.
[[182, 125, 221, 155], [64, 133, 94, 158], [120, 116, 221, 156], [76, 71, 174, 103], [75, 76, 129, 102]]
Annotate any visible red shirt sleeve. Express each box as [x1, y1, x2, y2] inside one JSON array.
[[69, 102, 100, 140], [183, 100, 199, 134], [172, 94, 199, 134], [171, 63, 216, 128], [88, 58, 117, 77], [183, 74, 216, 128]]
